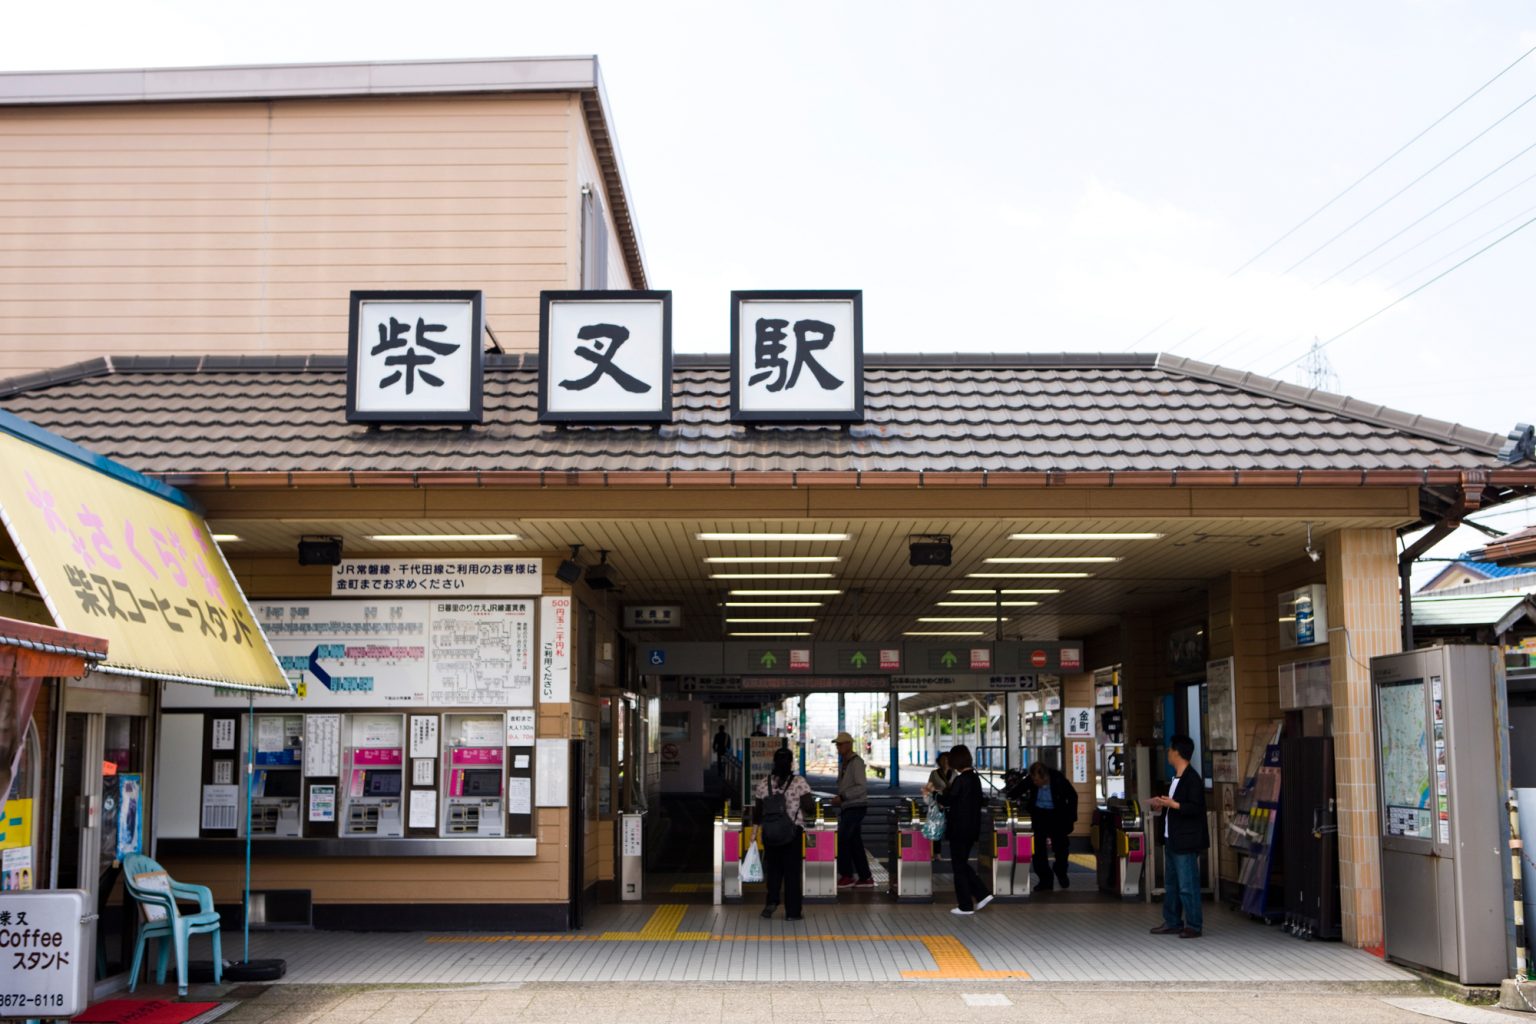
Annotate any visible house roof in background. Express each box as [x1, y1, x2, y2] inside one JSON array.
[[1411, 591, 1536, 635]]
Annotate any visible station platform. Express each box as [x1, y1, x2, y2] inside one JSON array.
[[198, 898, 1410, 986]]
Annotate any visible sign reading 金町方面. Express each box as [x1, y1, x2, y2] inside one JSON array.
[[332, 558, 542, 596], [346, 290, 484, 424], [731, 290, 863, 423], [538, 291, 672, 424]]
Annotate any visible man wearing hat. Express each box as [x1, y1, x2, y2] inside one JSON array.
[[830, 731, 874, 887]]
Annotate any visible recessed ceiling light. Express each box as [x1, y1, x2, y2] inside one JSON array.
[[725, 617, 816, 624], [369, 533, 520, 542], [723, 601, 824, 608], [709, 572, 836, 580], [936, 601, 1040, 607], [729, 631, 812, 637], [210, 534, 242, 543], [983, 556, 1118, 564], [698, 532, 851, 542], [966, 572, 1092, 579], [1009, 532, 1163, 541], [904, 630, 985, 637], [918, 616, 1010, 623], [728, 589, 843, 596], [949, 588, 1063, 595], [704, 556, 840, 564]]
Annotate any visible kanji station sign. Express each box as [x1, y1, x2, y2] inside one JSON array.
[[346, 290, 484, 424], [731, 290, 864, 423], [538, 290, 672, 424], [0, 413, 290, 693]]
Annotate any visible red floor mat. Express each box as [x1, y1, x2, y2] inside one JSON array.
[[72, 1000, 224, 1024]]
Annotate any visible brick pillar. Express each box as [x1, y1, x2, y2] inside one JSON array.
[[1324, 527, 1402, 948]]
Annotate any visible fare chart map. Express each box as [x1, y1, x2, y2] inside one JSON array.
[[1379, 680, 1432, 839]]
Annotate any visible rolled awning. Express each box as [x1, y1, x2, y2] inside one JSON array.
[[0, 410, 291, 693]]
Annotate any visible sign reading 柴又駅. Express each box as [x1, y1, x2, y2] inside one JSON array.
[[159, 599, 535, 709], [538, 291, 672, 424], [346, 290, 484, 424], [731, 290, 863, 423], [0, 416, 288, 693], [332, 558, 542, 596]]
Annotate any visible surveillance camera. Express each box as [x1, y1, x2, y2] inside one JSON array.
[[1307, 549, 1321, 563]]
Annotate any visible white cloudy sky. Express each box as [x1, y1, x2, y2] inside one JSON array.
[[5, 1, 1536, 566]]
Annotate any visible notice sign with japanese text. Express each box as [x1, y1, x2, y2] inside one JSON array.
[[0, 889, 91, 1019], [540, 596, 572, 704], [538, 291, 672, 424], [0, 424, 288, 693], [333, 559, 542, 596], [346, 290, 483, 424], [731, 290, 863, 423]]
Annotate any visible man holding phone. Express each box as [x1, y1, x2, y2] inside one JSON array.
[[1149, 734, 1208, 938]]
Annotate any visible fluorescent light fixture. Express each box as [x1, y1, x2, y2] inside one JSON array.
[[949, 588, 1062, 595], [904, 630, 985, 637], [919, 616, 1010, 623], [697, 532, 850, 542], [725, 617, 816, 624], [1009, 532, 1163, 541], [723, 601, 824, 608], [704, 556, 840, 564], [709, 572, 836, 580], [369, 533, 520, 542], [966, 572, 1092, 579], [729, 631, 812, 637], [210, 534, 242, 543], [983, 556, 1118, 564], [729, 589, 843, 596], [937, 601, 1040, 607]]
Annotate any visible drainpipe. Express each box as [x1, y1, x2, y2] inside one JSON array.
[[1399, 520, 1460, 650]]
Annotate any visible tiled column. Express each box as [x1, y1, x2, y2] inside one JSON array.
[[1324, 527, 1402, 949]]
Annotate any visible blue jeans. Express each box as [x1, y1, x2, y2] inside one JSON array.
[[1162, 847, 1203, 932]]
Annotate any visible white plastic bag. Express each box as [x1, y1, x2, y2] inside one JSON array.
[[740, 827, 765, 883]]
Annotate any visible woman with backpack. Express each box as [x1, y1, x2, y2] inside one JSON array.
[[753, 746, 815, 920]]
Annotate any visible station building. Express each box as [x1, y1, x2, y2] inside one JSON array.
[[1, 57, 1533, 985]]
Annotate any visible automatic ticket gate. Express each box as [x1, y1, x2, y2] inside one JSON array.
[[714, 805, 747, 904], [889, 801, 934, 902], [802, 803, 839, 900], [713, 800, 839, 905], [980, 801, 1034, 899], [1092, 797, 1146, 898]]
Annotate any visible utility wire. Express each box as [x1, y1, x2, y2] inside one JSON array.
[[1387, 198, 1536, 291], [1267, 209, 1536, 375], [1282, 87, 1536, 275], [1230, 43, 1536, 277]]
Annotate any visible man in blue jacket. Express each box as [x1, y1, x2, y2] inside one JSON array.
[[1149, 734, 1209, 938]]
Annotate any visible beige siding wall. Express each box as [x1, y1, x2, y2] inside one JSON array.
[[0, 93, 580, 374]]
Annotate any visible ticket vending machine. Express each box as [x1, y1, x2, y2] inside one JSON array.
[[1373, 645, 1514, 985], [441, 713, 506, 838], [250, 713, 303, 838], [341, 713, 405, 838]]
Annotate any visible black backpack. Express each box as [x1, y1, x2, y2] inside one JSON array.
[[760, 777, 797, 847]]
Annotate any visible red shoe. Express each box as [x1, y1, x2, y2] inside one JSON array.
[[836, 875, 856, 888], [854, 877, 876, 888]]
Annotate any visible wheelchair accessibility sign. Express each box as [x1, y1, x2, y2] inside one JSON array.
[[648, 649, 666, 667]]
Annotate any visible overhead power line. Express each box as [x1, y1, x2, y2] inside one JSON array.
[[1267, 209, 1536, 376], [1229, 43, 1536, 278]]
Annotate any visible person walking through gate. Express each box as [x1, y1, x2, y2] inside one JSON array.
[[713, 724, 732, 775], [928, 744, 992, 915], [1149, 734, 1209, 938], [926, 751, 957, 858], [830, 731, 874, 888], [1023, 761, 1078, 891], [755, 746, 815, 920]]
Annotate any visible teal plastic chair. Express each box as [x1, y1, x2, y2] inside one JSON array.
[[121, 854, 223, 996]]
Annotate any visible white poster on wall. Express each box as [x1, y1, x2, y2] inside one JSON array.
[[409, 716, 439, 758], [535, 738, 569, 807], [303, 714, 340, 777], [540, 596, 572, 704], [430, 600, 534, 706], [1206, 656, 1238, 751], [1064, 707, 1094, 738], [506, 709, 536, 745], [333, 558, 542, 596]]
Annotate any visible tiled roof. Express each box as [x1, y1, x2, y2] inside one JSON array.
[[1452, 558, 1536, 580], [0, 352, 1514, 477], [1411, 592, 1536, 633]]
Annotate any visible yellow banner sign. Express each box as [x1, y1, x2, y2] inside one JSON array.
[[0, 427, 290, 693]]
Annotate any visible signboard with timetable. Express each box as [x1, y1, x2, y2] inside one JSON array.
[[731, 290, 863, 423], [346, 290, 484, 424], [538, 290, 672, 423], [332, 558, 542, 596]]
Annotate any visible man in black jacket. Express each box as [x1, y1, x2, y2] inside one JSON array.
[[1022, 762, 1078, 891], [1149, 734, 1209, 938]]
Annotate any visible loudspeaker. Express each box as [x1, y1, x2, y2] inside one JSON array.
[[909, 540, 952, 567], [298, 536, 343, 566], [555, 559, 583, 585], [584, 562, 620, 590]]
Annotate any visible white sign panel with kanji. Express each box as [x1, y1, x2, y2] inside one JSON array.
[[731, 290, 863, 423], [1064, 707, 1094, 738], [539, 291, 672, 423], [347, 291, 483, 424], [0, 889, 91, 1019]]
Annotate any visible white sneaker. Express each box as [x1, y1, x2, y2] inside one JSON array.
[[950, 907, 975, 916], [975, 895, 994, 911]]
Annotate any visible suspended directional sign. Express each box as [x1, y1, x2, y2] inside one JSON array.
[[538, 290, 673, 424], [731, 290, 864, 423]]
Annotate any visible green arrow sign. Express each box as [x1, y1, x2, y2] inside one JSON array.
[[760, 651, 778, 668], [850, 650, 869, 668], [941, 650, 959, 668]]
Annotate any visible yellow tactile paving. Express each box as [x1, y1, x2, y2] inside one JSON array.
[[902, 935, 1032, 980]]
